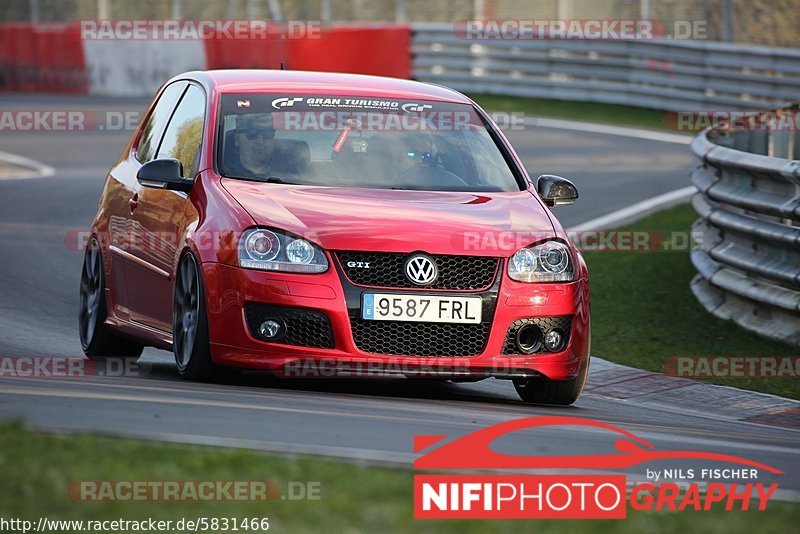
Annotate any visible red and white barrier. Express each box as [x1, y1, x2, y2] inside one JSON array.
[[0, 23, 87, 93], [0, 22, 410, 96]]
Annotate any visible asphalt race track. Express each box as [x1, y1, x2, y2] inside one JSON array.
[[0, 95, 797, 496]]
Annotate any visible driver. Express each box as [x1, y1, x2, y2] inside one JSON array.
[[230, 113, 276, 176], [396, 133, 435, 177], [393, 132, 465, 187]]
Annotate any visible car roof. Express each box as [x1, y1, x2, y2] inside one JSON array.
[[179, 69, 472, 104]]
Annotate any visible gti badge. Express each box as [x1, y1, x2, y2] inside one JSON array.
[[405, 254, 437, 285], [347, 261, 371, 269]]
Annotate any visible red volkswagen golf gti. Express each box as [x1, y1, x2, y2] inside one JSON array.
[[79, 70, 591, 405]]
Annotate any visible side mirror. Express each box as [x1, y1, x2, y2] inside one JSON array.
[[535, 174, 579, 207], [137, 158, 193, 193]]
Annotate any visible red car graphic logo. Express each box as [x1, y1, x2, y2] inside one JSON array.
[[414, 416, 783, 473]]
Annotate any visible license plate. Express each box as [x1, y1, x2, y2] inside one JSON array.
[[362, 294, 482, 324]]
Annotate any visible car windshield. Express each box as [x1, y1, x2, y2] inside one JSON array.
[[216, 94, 523, 192]]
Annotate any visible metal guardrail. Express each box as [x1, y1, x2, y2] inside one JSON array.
[[411, 23, 800, 111], [690, 105, 800, 347]]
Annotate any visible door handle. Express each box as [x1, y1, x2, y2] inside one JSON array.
[[129, 193, 139, 212]]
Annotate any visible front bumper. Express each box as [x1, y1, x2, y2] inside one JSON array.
[[202, 261, 590, 381]]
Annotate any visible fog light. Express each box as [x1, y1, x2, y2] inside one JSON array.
[[259, 319, 283, 340], [515, 324, 543, 354], [544, 329, 564, 352]]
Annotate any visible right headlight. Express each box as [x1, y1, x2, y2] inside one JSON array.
[[238, 228, 328, 273], [508, 240, 574, 282]]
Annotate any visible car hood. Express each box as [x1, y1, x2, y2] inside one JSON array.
[[221, 179, 556, 256]]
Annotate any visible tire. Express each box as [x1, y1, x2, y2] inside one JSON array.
[[79, 237, 144, 361], [513, 317, 591, 406], [172, 253, 218, 381]]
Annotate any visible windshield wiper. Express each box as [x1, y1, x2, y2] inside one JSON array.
[[263, 176, 296, 185]]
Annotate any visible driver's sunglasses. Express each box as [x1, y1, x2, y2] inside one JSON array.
[[238, 128, 275, 141]]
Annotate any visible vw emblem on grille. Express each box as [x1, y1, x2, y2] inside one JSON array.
[[404, 254, 438, 285]]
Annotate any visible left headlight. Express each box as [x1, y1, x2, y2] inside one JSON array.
[[238, 228, 328, 273], [508, 240, 574, 282]]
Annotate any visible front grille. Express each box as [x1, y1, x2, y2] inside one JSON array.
[[350, 319, 490, 356], [336, 251, 499, 291], [502, 316, 573, 354], [245, 303, 334, 348]]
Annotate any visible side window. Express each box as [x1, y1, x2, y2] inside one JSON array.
[[136, 82, 187, 163], [156, 85, 205, 178]]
